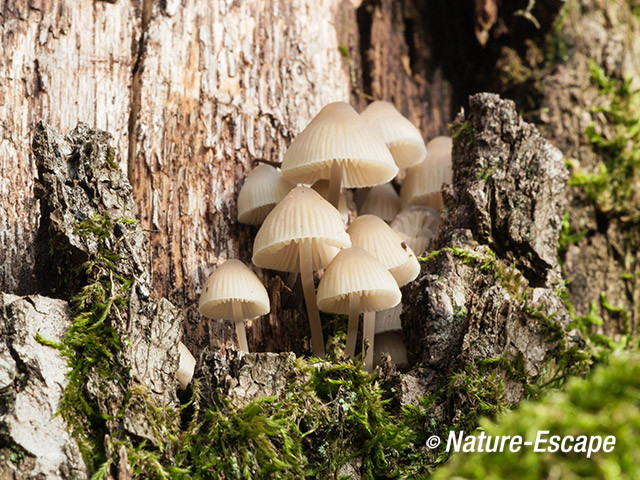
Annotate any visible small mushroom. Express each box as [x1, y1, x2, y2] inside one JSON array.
[[177, 342, 196, 390], [401, 136, 452, 210], [311, 179, 349, 224], [253, 186, 351, 358], [317, 247, 401, 372], [375, 302, 402, 334], [359, 182, 401, 222], [281, 102, 398, 208], [237, 164, 294, 225], [374, 331, 409, 371], [199, 259, 270, 352], [347, 214, 419, 366], [361, 100, 427, 169], [347, 214, 420, 287], [390, 206, 440, 256]]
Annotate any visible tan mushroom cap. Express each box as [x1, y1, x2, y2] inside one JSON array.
[[375, 302, 402, 334], [177, 342, 196, 390], [391, 206, 440, 256], [400, 136, 453, 210], [359, 182, 401, 222], [252, 186, 351, 272], [281, 102, 398, 188], [361, 101, 427, 169], [311, 179, 349, 224], [199, 259, 270, 319], [237, 164, 294, 225], [374, 331, 409, 370], [317, 247, 401, 314], [347, 215, 420, 287]]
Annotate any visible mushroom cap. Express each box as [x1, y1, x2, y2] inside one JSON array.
[[177, 342, 196, 390], [317, 247, 401, 314], [375, 302, 403, 334], [359, 182, 401, 222], [199, 259, 270, 320], [361, 101, 427, 169], [390, 206, 440, 256], [237, 164, 294, 225], [374, 331, 409, 370], [400, 136, 452, 209], [252, 186, 351, 272], [311, 179, 349, 224], [347, 215, 420, 287], [281, 102, 398, 188]]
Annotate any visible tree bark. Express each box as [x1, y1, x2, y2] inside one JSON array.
[[1, 0, 454, 358]]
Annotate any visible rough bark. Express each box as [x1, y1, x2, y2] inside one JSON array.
[[0, 0, 138, 293], [0, 293, 88, 480], [536, 0, 640, 337], [400, 93, 576, 423], [33, 122, 182, 444]]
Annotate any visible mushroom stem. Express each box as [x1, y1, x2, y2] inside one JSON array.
[[327, 162, 342, 209], [346, 294, 360, 357], [232, 301, 249, 352], [362, 311, 376, 372], [300, 239, 326, 358]]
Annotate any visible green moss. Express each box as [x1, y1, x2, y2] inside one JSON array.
[[557, 211, 588, 263], [432, 351, 640, 480], [569, 61, 640, 222], [450, 122, 473, 146], [37, 212, 136, 472]]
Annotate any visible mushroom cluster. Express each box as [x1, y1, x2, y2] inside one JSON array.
[[192, 99, 452, 377]]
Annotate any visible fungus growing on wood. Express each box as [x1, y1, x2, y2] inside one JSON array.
[[199, 259, 270, 352], [347, 214, 420, 287], [390, 206, 440, 256], [359, 182, 401, 222], [311, 179, 349, 224], [374, 331, 409, 371], [237, 164, 294, 225], [317, 247, 401, 372], [401, 136, 453, 210], [253, 186, 351, 358], [361, 100, 427, 169], [177, 342, 196, 390], [280, 102, 398, 208], [375, 302, 402, 335]]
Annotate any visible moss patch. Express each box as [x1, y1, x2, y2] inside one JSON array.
[[432, 351, 640, 480], [568, 61, 640, 223]]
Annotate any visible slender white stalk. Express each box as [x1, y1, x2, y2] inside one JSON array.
[[327, 162, 342, 209], [362, 311, 376, 372], [232, 301, 249, 352], [300, 239, 325, 359], [346, 294, 360, 357]]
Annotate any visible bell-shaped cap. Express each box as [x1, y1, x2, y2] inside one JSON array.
[[359, 183, 401, 222], [311, 179, 349, 224], [199, 259, 270, 319], [252, 186, 351, 272], [317, 247, 401, 314], [237, 164, 294, 225], [177, 342, 196, 390], [374, 331, 409, 370], [361, 101, 427, 169], [400, 136, 452, 210], [375, 302, 403, 334], [281, 102, 398, 188], [347, 215, 420, 287], [391, 206, 440, 256]]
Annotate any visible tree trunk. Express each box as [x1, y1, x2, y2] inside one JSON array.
[[1, 0, 453, 358]]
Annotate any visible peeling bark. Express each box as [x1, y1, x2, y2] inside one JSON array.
[[0, 294, 87, 480]]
